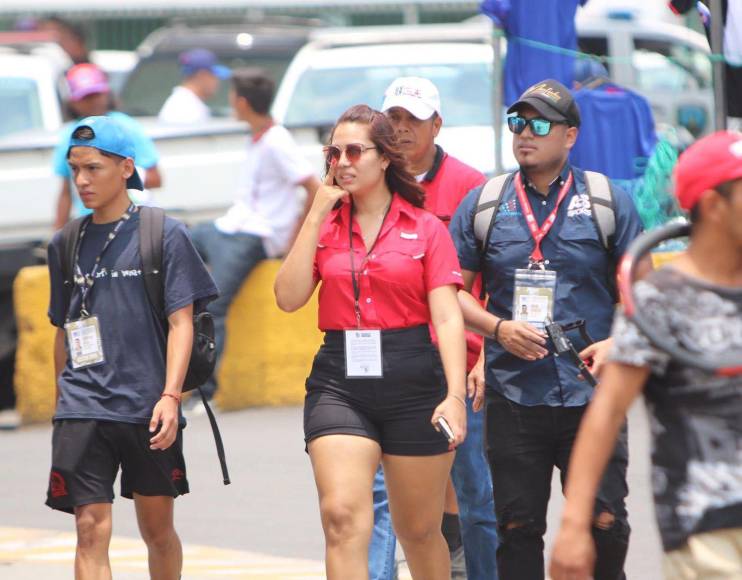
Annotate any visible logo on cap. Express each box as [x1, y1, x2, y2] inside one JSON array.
[[526, 82, 563, 103], [731, 140, 742, 158], [394, 86, 423, 99]]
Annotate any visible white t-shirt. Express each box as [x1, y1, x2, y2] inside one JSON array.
[[215, 125, 313, 257], [158, 86, 211, 124]]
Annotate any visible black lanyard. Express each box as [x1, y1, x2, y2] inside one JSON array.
[[348, 199, 392, 329], [73, 204, 137, 318]]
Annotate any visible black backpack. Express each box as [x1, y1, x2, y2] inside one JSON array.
[[59, 206, 230, 485]]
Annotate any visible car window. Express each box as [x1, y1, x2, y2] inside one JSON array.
[[0, 77, 44, 136], [633, 38, 712, 92], [120, 55, 292, 117], [578, 35, 611, 75], [283, 62, 492, 128]]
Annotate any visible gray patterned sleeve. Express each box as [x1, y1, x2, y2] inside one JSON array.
[[609, 281, 672, 375]]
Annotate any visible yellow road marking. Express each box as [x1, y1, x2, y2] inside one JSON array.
[[0, 527, 325, 578]]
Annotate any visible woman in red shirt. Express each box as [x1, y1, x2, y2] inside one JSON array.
[[275, 104, 468, 579]]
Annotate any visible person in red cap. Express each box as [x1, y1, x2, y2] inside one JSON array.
[[53, 63, 163, 230], [550, 130, 742, 579]]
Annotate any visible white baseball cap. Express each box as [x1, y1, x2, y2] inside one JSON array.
[[381, 77, 441, 120]]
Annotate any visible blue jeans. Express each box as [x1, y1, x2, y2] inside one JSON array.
[[190, 222, 267, 400], [369, 398, 498, 580], [370, 466, 397, 580]]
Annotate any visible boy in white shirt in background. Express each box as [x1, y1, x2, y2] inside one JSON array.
[[188, 68, 321, 411]]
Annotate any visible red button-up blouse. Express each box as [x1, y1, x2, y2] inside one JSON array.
[[314, 194, 464, 331]]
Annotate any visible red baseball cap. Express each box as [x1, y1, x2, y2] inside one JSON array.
[[66, 63, 110, 102], [674, 131, 742, 211]]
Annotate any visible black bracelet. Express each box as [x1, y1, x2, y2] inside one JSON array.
[[493, 319, 505, 343]]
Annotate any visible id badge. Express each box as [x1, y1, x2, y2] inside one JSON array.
[[513, 269, 557, 331], [64, 316, 105, 369], [344, 330, 383, 378]]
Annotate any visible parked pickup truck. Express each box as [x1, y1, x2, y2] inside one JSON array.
[[0, 119, 250, 247]]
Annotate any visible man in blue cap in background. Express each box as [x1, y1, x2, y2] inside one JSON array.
[[159, 48, 231, 124]]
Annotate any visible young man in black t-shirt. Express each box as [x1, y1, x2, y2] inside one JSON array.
[[45, 115, 217, 579], [550, 131, 742, 579]]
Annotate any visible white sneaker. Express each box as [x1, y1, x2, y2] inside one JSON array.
[[0, 408, 21, 430], [450, 545, 467, 579]]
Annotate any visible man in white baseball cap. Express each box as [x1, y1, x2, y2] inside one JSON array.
[[367, 77, 498, 580]]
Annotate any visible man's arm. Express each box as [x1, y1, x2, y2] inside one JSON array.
[[549, 362, 650, 580], [149, 303, 193, 451], [54, 180, 72, 230], [458, 270, 548, 361], [287, 175, 322, 249]]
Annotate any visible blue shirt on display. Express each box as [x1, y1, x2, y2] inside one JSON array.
[[570, 83, 657, 183], [450, 164, 643, 407], [47, 212, 218, 424], [52, 111, 160, 217], [482, 0, 589, 106]]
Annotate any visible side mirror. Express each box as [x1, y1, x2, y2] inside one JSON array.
[[677, 105, 707, 137]]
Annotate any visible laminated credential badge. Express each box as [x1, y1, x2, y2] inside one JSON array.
[[344, 329, 383, 378], [65, 315, 106, 369], [512, 268, 556, 331]]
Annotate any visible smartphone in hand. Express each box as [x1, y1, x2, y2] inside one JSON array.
[[435, 416, 455, 444]]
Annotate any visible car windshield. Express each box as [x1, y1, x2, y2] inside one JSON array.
[[120, 55, 292, 117], [283, 63, 493, 128], [0, 77, 44, 136]]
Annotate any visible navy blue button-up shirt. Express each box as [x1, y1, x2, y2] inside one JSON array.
[[450, 164, 643, 407]]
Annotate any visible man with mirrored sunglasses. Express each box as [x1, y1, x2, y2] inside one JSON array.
[[450, 79, 643, 579]]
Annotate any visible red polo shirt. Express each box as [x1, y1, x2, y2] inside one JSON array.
[[422, 147, 487, 371], [314, 193, 463, 331]]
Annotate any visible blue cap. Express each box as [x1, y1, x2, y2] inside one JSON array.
[[68, 116, 144, 191], [574, 58, 609, 85], [179, 48, 231, 80]]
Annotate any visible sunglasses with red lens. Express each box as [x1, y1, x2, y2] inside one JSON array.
[[323, 143, 378, 165]]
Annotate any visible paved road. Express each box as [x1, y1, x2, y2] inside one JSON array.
[[0, 402, 663, 578]]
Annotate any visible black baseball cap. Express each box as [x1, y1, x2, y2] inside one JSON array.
[[507, 79, 581, 128]]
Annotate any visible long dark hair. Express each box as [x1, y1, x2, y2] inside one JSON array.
[[328, 104, 425, 208]]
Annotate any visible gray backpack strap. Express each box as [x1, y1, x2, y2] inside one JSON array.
[[584, 170, 615, 251], [474, 173, 513, 248]]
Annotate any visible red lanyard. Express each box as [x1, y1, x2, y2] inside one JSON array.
[[514, 171, 574, 264]]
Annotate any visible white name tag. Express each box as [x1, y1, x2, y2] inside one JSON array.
[[344, 330, 383, 378], [513, 269, 557, 331], [65, 316, 106, 369]]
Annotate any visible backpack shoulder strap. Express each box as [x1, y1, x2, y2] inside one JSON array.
[[59, 216, 86, 286], [474, 172, 513, 249], [59, 216, 86, 311], [584, 170, 615, 252], [139, 206, 166, 318]]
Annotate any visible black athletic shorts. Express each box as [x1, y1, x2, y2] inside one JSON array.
[[304, 325, 450, 456], [46, 419, 189, 514]]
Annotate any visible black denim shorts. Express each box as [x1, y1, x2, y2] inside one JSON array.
[[304, 325, 450, 456], [46, 419, 189, 514]]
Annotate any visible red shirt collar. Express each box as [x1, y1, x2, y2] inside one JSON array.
[[330, 193, 418, 228], [251, 121, 275, 143]]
